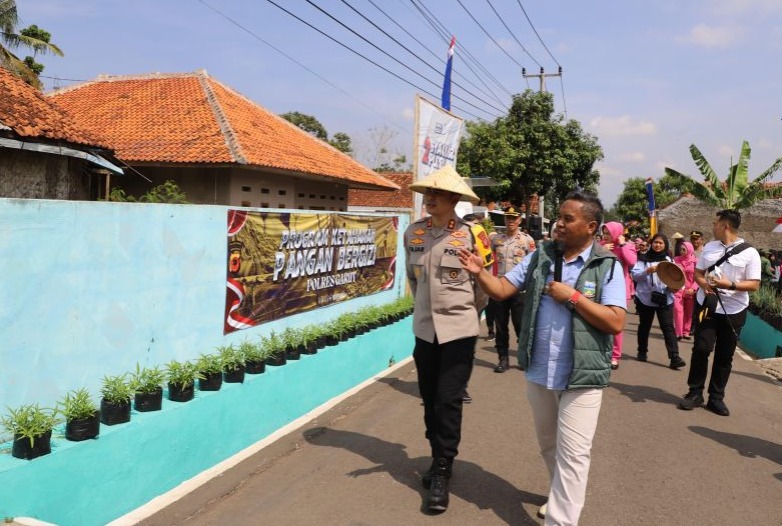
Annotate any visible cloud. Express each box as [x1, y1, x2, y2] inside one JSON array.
[[679, 24, 742, 48], [588, 116, 657, 137]]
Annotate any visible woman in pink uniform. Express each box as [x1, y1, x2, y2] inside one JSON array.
[[601, 221, 637, 369], [673, 241, 698, 340]]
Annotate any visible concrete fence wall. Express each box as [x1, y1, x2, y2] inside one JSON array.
[[0, 198, 409, 412]]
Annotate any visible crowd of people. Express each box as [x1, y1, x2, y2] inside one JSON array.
[[403, 165, 770, 524]]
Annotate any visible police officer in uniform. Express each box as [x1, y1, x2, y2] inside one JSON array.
[[404, 165, 491, 513], [490, 206, 535, 372]]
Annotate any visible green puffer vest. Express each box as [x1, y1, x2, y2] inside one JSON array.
[[518, 240, 617, 389]]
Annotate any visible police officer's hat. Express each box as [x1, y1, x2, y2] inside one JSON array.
[[504, 206, 522, 218]]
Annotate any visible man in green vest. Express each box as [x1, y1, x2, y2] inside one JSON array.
[[459, 190, 626, 524]]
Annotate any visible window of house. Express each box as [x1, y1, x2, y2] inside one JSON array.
[[278, 190, 287, 196], [241, 200, 251, 207], [298, 193, 305, 198], [261, 188, 270, 194], [339, 197, 345, 201], [320, 195, 326, 199], [241, 186, 251, 192], [261, 202, 269, 208], [312, 206, 325, 210], [330, 195, 335, 200], [309, 194, 316, 198], [278, 203, 285, 208]]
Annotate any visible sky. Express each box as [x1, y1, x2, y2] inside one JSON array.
[[20, 0, 782, 208]]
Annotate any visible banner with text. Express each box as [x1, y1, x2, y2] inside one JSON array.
[[412, 95, 465, 219], [224, 210, 398, 334]]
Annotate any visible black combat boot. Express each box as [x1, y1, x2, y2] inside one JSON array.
[[427, 457, 453, 512]]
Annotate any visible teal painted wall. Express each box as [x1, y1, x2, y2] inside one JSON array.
[[0, 198, 409, 410], [740, 312, 782, 359], [0, 319, 414, 525], [0, 197, 413, 524]]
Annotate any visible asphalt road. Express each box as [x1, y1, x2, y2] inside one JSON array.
[[138, 312, 782, 526]]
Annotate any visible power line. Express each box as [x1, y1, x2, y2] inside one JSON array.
[[484, 0, 542, 68], [362, 0, 508, 110], [196, 0, 410, 133], [514, 0, 561, 67], [279, 0, 497, 120], [455, 0, 525, 70], [336, 0, 506, 115], [408, 0, 513, 100]]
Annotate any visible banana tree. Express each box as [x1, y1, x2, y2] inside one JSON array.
[[664, 141, 782, 209]]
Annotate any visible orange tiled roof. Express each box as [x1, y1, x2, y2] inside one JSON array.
[[349, 172, 413, 208], [48, 70, 397, 191], [0, 66, 106, 148]]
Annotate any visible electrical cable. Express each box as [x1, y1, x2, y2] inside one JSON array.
[[485, 0, 542, 68], [196, 0, 410, 133], [336, 0, 506, 114], [409, 0, 513, 98], [455, 0, 526, 70], [300, 0, 499, 119], [514, 0, 561, 67]]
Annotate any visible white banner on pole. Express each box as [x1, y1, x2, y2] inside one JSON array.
[[412, 95, 465, 219]]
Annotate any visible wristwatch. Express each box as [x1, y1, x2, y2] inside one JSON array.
[[566, 290, 582, 310], [729, 281, 737, 291]]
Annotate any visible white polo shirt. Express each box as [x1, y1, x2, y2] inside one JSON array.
[[696, 238, 761, 314]]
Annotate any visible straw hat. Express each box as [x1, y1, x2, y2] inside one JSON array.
[[671, 232, 684, 240], [657, 261, 685, 290], [409, 165, 480, 204]]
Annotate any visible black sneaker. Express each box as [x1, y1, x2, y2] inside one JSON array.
[[678, 392, 704, 410], [706, 399, 730, 416], [494, 357, 509, 373], [669, 356, 686, 369], [421, 459, 435, 489], [426, 458, 452, 512], [637, 352, 648, 362]]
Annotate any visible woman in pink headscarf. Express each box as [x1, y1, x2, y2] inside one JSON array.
[[601, 221, 637, 369], [673, 241, 698, 340]]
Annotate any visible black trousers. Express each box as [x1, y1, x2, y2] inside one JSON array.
[[687, 306, 747, 401], [484, 301, 496, 332], [636, 301, 679, 357], [492, 293, 525, 357], [413, 336, 476, 459]]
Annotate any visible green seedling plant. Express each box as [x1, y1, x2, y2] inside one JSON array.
[[240, 339, 271, 363], [101, 374, 133, 404], [218, 344, 245, 372], [1, 404, 59, 447], [166, 359, 203, 389], [196, 353, 223, 375], [129, 363, 165, 394], [59, 388, 98, 421], [260, 330, 285, 358]]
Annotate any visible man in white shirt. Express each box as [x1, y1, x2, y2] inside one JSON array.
[[678, 209, 760, 416]]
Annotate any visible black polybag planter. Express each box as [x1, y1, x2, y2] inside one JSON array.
[[224, 366, 246, 384], [246, 360, 266, 374], [65, 411, 100, 441], [134, 388, 163, 412], [168, 381, 195, 402], [12, 430, 52, 460], [100, 399, 131, 425], [199, 372, 223, 391]]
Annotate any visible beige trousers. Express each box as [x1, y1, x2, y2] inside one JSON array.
[[526, 381, 604, 526]]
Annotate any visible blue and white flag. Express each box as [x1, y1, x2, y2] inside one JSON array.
[[441, 36, 455, 111]]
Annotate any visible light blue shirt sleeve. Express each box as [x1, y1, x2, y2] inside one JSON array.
[[504, 251, 534, 290]]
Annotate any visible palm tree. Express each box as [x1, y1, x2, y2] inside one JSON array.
[[1, 0, 63, 88], [664, 141, 782, 210]]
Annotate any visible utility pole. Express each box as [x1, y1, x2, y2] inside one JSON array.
[[522, 66, 562, 93]]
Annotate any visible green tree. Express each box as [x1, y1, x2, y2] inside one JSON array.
[[106, 180, 188, 204], [0, 2, 63, 88], [664, 141, 782, 209], [457, 90, 603, 211], [280, 111, 328, 140], [329, 132, 353, 155], [611, 173, 697, 235]]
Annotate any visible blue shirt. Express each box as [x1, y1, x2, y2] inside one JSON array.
[[505, 244, 626, 390]]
